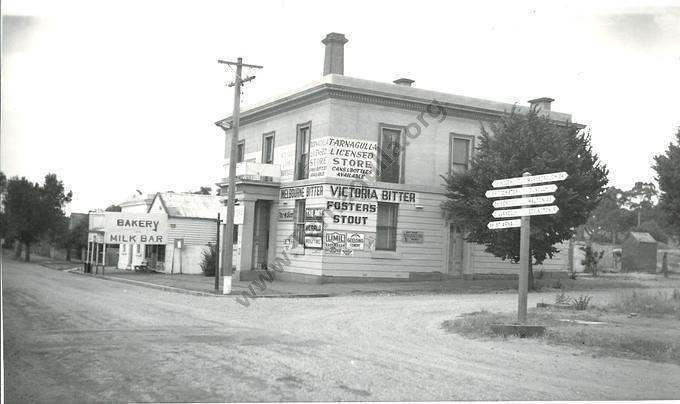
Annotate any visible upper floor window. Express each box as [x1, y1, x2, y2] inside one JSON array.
[[295, 122, 311, 180], [450, 135, 473, 174], [378, 126, 404, 183], [262, 132, 275, 164], [236, 140, 245, 163]]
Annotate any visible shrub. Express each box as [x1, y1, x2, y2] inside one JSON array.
[[581, 244, 605, 276], [555, 291, 572, 305], [573, 295, 592, 310], [200, 243, 217, 276]]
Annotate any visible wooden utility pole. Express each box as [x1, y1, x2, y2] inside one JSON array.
[[215, 213, 221, 291], [217, 57, 262, 294]]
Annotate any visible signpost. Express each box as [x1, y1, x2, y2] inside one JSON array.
[[487, 219, 521, 229], [486, 171, 567, 324], [492, 195, 555, 208], [485, 184, 557, 198], [492, 205, 559, 218]]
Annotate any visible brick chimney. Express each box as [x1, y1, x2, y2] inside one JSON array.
[[528, 97, 554, 111], [322, 32, 348, 76]]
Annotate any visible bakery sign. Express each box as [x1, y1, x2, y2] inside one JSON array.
[[103, 212, 168, 244]]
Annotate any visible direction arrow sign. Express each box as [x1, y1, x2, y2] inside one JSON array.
[[492, 205, 559, 218], [492, 172, 567, 188], [492, 195, 555, 208], [485, 184, 557, 199], [487, 219, 521, 229]]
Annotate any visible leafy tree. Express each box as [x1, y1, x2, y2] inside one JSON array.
[[0, 171, 8, 245], [632, 220, 669, 244], [3, 174, 72, 261], [585, 187, 636, 243], [105, 204, 122, 212], [653, 128, 680, 238], [66, 217, 89, 260], [624, 181, 657, 227], [442, 108, 608, 289], [193, 187, 212, 195]]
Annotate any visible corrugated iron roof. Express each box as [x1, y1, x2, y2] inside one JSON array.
[[154, 192, 222, 219], [628, 231, 656, 243]]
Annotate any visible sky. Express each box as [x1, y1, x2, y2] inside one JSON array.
[[2, 0, 679, 214]]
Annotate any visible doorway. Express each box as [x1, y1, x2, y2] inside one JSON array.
[[252, 200, 271, 269], [448, 223, 464, 274]]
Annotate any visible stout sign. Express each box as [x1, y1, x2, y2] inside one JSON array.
[[103, 213, 168, 245]]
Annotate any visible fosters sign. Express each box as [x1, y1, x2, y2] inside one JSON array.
[[103, 213, 168, 244]]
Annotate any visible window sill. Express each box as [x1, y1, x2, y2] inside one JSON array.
[[371, 250, 401, 260], [290, 246, 305, 255]]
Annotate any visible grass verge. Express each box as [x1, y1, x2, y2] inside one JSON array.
[[443, 290, 680, 365]]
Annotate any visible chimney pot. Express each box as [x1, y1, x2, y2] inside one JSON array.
[[528, 97, 554, 111], [393, 78, 415, 87], [322, 32, 348, 76]]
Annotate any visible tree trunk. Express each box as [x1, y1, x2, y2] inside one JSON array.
[[66, 246, 71, 261], [528, 258, 535, 291], [24, 241, 30, 261], [14, 241, 22, 258], [662, 252, 668, 278]]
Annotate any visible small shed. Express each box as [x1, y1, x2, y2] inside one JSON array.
[[621, 232, 657, 273]]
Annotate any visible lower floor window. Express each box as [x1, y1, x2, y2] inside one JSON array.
[[376, 202, 398, 251], [294, 199, 305, 247], [145, 244, 166, 263]]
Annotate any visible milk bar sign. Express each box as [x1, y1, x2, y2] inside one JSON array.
[[104, 213, 168, 244]]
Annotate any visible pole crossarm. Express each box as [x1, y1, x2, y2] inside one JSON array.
[[218, 59, 263, 69]]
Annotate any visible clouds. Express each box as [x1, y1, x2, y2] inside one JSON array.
[[600, 7, 680, 52]]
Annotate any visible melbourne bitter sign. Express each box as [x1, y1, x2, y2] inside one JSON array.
[[103, 213, 168, 244]]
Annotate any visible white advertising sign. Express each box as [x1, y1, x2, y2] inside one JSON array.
[[487, 219, 522, 229], [346, 232, 365, 250], [219, 205, 244, 225], [485, 184, 557, 199], [492, 195, 555, 208], [103, 213, 168, 244], [492, 172, 568, 188], [309, 136, 377, 180], [492, 205, 560, 218]]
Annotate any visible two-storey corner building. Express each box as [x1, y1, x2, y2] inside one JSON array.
[[216, 33, 573, 283]]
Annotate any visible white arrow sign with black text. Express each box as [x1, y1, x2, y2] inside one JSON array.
[[487, 219, 522, 229], [485, 184, 557, 199], [492, 171, 567, 188], [492, 205, 560, 218], [492, 195, 556, 208]]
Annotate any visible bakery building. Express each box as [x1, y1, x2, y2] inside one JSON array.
[[216, 33, 571, 282], [115, 192, 228, 274]]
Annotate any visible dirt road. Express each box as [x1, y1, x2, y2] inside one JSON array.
[[3, 258, 679, 402]]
